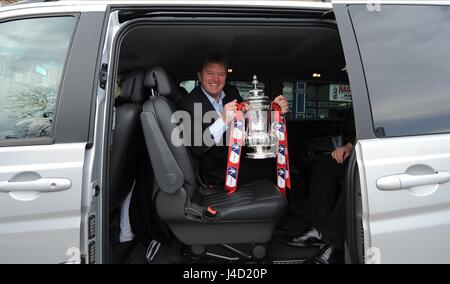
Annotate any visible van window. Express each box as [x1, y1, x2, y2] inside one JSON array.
[[228, 80, 265, 99], [0, 55, 5, 78], [180, 79, 266, 99], [283, 80, 351, 120], [0, 16, 75, 140], [350, 5, 450, 137], [180, 80, 197, 93]]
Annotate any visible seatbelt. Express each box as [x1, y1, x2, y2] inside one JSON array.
[[224, 102, 291, 195]]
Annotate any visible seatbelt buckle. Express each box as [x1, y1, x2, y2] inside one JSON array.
[[203, 206, 218, 221]]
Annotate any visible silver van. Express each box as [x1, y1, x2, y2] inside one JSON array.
[[1, 0, 450, 264]]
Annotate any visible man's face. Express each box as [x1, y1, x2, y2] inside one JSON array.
[[198, 63, 227, 98]]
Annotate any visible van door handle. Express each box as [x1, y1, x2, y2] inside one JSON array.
[[376, 171, 450, 191], [0, 178, 72, 192]]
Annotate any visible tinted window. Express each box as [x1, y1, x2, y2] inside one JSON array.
[[228, 80, 265, 99], [283, 80, 351, 120], [180, 79, 266, 99], [350, 5, 450, 137], [0, 17, 75, 140], [180, 80, 197, 93]]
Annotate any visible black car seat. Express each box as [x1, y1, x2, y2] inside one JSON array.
[[109, 70, 147, 213], [140, 67, 287, 252], [178, 85, 189, 98]]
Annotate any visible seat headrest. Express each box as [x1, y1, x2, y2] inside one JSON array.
[[120, 71, 147, 104], [144, 67, 181, 101]]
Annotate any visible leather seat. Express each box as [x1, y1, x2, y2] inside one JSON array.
[[140, 67, 287, 245], [109, 70, 147, 212], [196, 181, 286, 221], [178, 86, 189, 98]]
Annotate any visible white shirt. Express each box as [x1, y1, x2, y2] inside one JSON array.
[[201, 87, 228, 144]]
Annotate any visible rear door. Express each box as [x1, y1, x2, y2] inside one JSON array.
[[0, 5, 106, 263], [334, 1, 450, 263]]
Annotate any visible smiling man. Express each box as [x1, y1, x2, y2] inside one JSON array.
[[178, 53, 289, 187]]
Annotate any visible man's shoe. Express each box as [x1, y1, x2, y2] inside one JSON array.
[[285, 227, 325, 248], [308, 244, 343, 264]]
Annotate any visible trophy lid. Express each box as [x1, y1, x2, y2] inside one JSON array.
[[248, 75, 263, 97]]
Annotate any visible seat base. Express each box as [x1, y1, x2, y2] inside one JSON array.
[[157, 180, 287, 245], [183, 243, 267, 263], [171, 220, 279, 245]]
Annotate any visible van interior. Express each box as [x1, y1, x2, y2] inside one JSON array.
[[105, 8, 352, 264]]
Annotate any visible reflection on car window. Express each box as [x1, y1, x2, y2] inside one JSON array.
[[228, 80, 265, 99], [350, 5, 450, 137], [180, 80, 197, 93], [0, 16, 75, 140], [179, 80, 266, 99], [283, 80, 351, 120]]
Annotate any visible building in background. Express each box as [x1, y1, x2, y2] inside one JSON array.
[[0, 0, 19, 7]]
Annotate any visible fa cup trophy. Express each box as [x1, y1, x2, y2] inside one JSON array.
[[244, 75, 278, 159]]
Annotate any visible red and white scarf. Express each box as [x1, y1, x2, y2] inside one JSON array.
[[225, 102, 291, 195]]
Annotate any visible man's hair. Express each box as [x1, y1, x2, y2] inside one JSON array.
[[199, 53, 228, 72]]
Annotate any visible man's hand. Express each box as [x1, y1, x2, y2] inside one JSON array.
[[331, 143, 353, 164], [221, 99, 238, 124], [273, 95, 289, 114]]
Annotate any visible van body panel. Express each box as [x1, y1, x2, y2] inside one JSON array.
[[335, 1, 450, 263], [0, 143, 86, 263], [3, 0, 449, 264], [357, 136, 450, 264], [0, 6, 107, 263]]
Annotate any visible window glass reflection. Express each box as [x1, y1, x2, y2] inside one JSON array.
[[351, 5, 450, 137], [0, 17, 75, 140]]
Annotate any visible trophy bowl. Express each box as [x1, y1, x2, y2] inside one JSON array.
[[243, 75, 278, 159]]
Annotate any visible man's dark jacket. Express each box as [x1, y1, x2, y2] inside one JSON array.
[[177, 85, 242, 185]]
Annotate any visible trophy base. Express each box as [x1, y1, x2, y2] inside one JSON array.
[[246, 152, 276, 159], [245, 145, 276, 159]]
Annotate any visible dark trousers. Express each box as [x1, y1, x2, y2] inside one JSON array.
[[304, 154, 346, 250], [239, 157, 277, 184], [201, 156, 277, 186]]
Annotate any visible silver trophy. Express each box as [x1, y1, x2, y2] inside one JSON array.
[[244, 75, 278, 159]]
